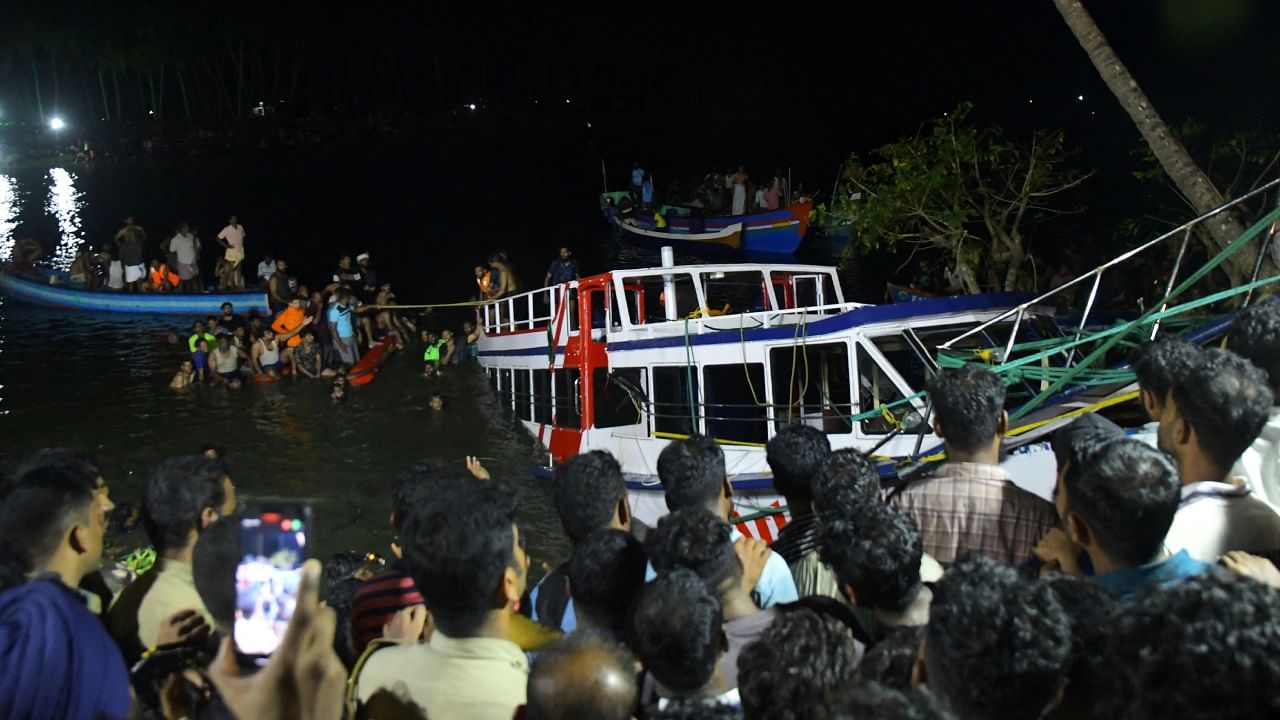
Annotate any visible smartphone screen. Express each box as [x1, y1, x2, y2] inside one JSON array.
[[234, 500, 310, 666]]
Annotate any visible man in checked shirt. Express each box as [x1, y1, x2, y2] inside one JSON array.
[[889, 364, 1058, 567]]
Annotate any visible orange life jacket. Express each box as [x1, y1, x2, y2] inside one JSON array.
[[150, 265, 179, 289], [476, 271, 491, 295]]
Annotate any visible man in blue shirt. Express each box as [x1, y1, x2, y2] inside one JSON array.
[[543, 247, 581, 287], [652, 435, 798, 608], [327, 288, 359, 366], [1034, 415, 1207, 601]]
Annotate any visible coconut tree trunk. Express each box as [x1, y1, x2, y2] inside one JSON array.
[[31, 61, 44, 121], [1053, 0, 1272, 283], [98, 69, 112, 122]]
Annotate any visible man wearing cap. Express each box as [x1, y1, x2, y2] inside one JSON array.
[[357, 253, 379, 297]]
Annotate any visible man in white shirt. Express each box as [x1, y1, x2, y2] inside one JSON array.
[[167, 223, 200, 292], [216, 215, 246, 289], [355, 478, 530, 720], [1227, 299, 1280, 507], [256, 253, 275, 287], [1159, 347, 1280, 563]]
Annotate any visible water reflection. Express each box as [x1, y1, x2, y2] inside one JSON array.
[[0, 174, 17, 261], [46, 168, 85, 271]]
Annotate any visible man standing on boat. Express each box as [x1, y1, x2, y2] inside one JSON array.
[[631, 162, 645, 203], [167, 223, 200, 293], [113, 216, 147, 293], [216, 215, 246, 290], [544, 247, 580, 287], [730, 167, 749, 216]]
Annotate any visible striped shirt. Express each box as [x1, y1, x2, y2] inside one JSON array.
[[350, 566, 424, 654], [889, 462, 1058, 567]]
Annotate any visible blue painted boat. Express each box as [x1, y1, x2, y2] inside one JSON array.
[[0, 272, 270, 315], [599, 192, 813, 255]]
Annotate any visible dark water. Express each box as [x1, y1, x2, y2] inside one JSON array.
[[0, 139, 851, 570]]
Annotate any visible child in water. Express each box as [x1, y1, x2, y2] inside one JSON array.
[[331, 375, 347, 402], [428, 393, 444, 411]]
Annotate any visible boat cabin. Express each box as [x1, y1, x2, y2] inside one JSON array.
[[476, 262, 1058, 479]]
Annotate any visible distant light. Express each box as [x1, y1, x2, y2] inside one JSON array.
[[147, 110, 154, 116], [586, 122, 592, 128], [1028, 99, 1034, 104], [468, 103, 477, 110], [49, 117, 65, 130], [565, 99, 571, 104], [1077, 94, 1084, 101]]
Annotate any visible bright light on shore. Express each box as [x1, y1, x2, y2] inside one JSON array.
[[49, 117, 66, 130]]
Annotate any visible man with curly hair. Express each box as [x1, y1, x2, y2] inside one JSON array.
[[1158, 347, 1280, 562], [736, 607, 862, 719], [918, 557, 1071, 720], [1227, 298, 1280, 505], [1101, 568, 1280, 719]]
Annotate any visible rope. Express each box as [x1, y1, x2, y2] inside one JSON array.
[[684, 318, 697, 431]]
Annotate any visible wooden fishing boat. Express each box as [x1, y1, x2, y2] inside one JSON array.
[[600, 193, 813, 255], [615, 217, 742, 251], [0, 271, 270, 315]]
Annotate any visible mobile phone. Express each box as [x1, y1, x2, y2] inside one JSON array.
[[234, 499, 311, 667]]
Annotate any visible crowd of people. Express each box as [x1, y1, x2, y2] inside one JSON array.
[[625, 163, 793, 217], [2, 296, 1280, 719]]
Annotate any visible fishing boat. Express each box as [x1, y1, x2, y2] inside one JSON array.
[[484, 181, 1280, 542], [600, 192, 814, 255], [614, 217, 743, 251], [0, 271, 270, 315]]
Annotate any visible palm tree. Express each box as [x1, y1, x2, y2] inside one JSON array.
[[1053, 0, 1274, 283]]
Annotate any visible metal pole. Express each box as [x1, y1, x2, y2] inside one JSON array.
[[662, 246, 678, 321], [1242, 191, 1280, 309], [1150, 224, 1194, 340]]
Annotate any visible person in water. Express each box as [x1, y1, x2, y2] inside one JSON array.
[[331, 375, 347, 402], [292, 330, 332, 380], [428, 393, 444, 411], [209, 335, 244, 389], [250, 328, 286, 378], [188, 321, 217, 354], [271, 298, 314, 356], [191, 338, 212, 383], [170, 359, 196, 390]]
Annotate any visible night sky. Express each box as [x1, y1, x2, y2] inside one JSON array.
[[1, 1, 1276, 195]]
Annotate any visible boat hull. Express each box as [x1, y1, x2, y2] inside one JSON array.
[[614, 218, 743, 251], [599, 193, 812, 255], [0, 272, 270, 316]]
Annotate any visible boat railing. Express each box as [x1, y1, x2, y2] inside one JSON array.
[[481, 283, 569, 335], [939, 177, 1280, 363], [691, 301, 862, 333]]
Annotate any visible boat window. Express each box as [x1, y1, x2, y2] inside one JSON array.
[[703, 363, 768, 445], [589, 290, 607, 330], [499, 369, 513, 412], [856, 344, 915, 435], [702, 271, 770, 316], [627, 275, 701, 324], [532, 369, 553, 424], [769, 343, 854, 435], [792, 274, 838, 311], [553, 368, 581, 429], [653, 366, 700, 436], [594, 368, 644, 428], [514, 370, 532, 421], [619, 284, 646, 327]]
